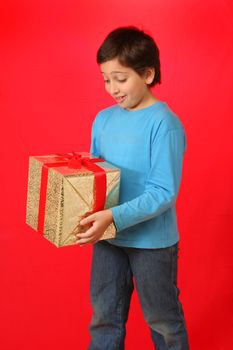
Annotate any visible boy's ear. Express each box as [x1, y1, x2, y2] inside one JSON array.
[[145, 68, 155, 85]]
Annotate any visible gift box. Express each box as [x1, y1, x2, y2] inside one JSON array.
[[26, 151, 120, 247]]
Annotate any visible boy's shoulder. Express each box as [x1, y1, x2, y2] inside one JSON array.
[[92, 104, 118, 126], [135, 101, 185, 138], [156, 102, 184, 132], [96, 104, 118, 117]]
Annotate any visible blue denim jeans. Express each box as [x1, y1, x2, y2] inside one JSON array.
[[88, 241, 189, 350]]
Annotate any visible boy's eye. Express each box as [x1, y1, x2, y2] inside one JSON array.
[[104, 79, 127, 83]]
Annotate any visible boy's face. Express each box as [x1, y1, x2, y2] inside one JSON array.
[[100, 58, 155, 111]]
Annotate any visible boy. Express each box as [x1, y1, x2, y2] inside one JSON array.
[[76, 26, 190, 350]]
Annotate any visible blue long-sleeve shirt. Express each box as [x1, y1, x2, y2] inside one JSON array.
[[90, 101, 186, 248]]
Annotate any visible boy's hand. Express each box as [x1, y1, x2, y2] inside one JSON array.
[[76, 209, 113, 246]]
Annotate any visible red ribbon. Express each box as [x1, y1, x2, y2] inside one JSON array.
[[37, 151, 107, 234]]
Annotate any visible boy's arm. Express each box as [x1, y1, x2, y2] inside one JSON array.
[[110, 127, 186, 232]]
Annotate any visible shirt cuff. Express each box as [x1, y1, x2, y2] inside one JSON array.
[[110, 206, 125, 232]]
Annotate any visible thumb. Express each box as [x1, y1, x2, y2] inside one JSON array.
[[80, 214, 95, 226]]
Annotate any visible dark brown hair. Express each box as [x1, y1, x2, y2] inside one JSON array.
[[96, 26, 161, 87]]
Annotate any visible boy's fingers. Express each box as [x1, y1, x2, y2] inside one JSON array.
[[76, 231, 101, 245], [76, 237, 96, 245], [80, 213, 96, 226], [76, 238, 88, 245], [76, 227, 95, 239]]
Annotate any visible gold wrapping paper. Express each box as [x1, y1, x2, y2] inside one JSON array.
[[26, 152, 120, 247]]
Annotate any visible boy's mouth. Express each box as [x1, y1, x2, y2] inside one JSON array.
[[115, 95, 126, 103]]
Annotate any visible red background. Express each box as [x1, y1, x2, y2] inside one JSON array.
[[1, 1, 233, 349]]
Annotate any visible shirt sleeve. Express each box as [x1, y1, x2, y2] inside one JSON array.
[[110, 127, 187, 232]]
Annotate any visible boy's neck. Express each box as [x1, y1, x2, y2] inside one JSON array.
[[124, 92, 160, 112]]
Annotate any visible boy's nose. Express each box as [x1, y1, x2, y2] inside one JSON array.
[[109, 82, 120, 95]]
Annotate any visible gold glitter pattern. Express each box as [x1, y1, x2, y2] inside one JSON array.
[[26, 155, 121, 247], [26, 157, 42, 229]]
